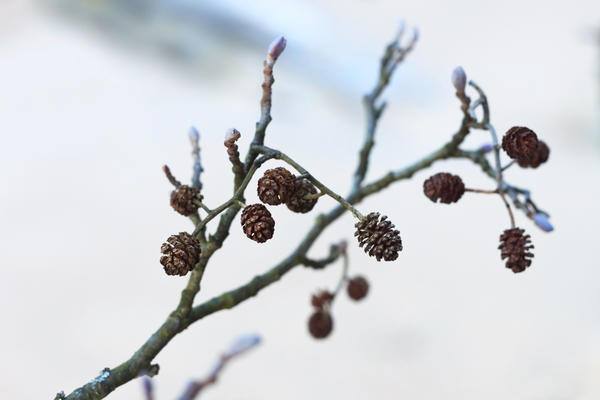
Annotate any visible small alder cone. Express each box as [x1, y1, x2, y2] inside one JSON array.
[[347, 276, 369, 301], [170, 185, 203, 216], [257, 167, 296, 205], [498, 228, 534, 273], [160, 232, 201, 276], [308, 309, 333, 339], [517, 140, 550, 168], [355, 212, 403, 262], [423, 172, 465, 204], [286, 178, 318, 213], [501, 126, 539, 164], [311, 290, 334, 309], [240, 204, 275, 243]]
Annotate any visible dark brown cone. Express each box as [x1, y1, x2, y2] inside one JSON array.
[[423, 172, 465, 204], [257, 167, 296, 205], [311, 290, 334, 309], [170, 185, 203, 216], [286, 178, 318, 213], [347, 276, 369, 301], [355, 212, 403, 262], [160, 232, 201, 276], [501, 126, 539, 164], [240, 204, 275, 243], [517, 140, 550, 168], [308, 310, 333, 339], [498, 228, 534, 273]]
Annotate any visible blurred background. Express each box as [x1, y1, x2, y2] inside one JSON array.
[[1, 0, 600, 399]]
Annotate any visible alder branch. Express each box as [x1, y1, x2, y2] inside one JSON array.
[[58, 27, 551, 400]]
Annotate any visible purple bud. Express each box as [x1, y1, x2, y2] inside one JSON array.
[[224, 128, 241, 146], [451, 66, 467, 93], [267, 36, 287, 62], [534, 213, 554, 232], [478, 143, 494, 153]]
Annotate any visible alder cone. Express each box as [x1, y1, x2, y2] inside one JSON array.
[[517, 140, 550, 168], [498, 228, 534, 273], [501, 126, 539, 164], [160, 232, 201, 276], [286, 178, 318, 213], [423, 172, 465, 204], [170, 185, 202, 216], [257, 167, 296, 205], [355, 212, 403, 262], [240, 204, 275, 243], [308, 310, 333, 339], [347, 276, 369, 301], [311, 290, 334, 309]]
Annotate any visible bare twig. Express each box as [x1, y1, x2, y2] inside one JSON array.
[[177, 335, 261, 400], [353, 25, 418, 191], [253, 145, 365, 219], [189, 127, 203, 190], [245, 36, 286, 170], [162, 165, 181, 188], [224, 128, 245, 189]]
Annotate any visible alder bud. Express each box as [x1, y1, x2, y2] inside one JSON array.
[[224, 128, 241, 147], [267, 36, 287, 63], [534, 213, 554, 232], [451, 66, 467, 94]]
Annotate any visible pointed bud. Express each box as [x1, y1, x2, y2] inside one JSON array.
[[534, 213, 554, 232], [451, 66, 467, 94], [267, 36, 286, 63], [227, 334, 261, 356], [189, 126, 200, 142], [478, 143, 494, 153], [224, 128, 241, 147]]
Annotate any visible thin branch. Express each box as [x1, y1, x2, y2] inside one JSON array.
[[252, 145, 364, 219], [162, 165, 181, 188], [353, 25, 418, 191], [189, 127, 203, 190], [191, 152, 278, 238], [224, 128, 245, 189], [177, 335, 261, 400], [244, 36, 286, 170], [299, 242, 345, 269], [465, 188, 498, 194]]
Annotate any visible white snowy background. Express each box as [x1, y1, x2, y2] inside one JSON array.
[[1, 0, 599, 399]]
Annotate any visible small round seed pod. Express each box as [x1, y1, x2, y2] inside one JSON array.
[[347, 276, 369, 301], [308, 310, 333, 339], [354, 212, 403, 262], [286, 178, 318, 213], [240, 204, 275, 243], [257, 167, 296, 206], [423, 172, 465, 204], [501, 126, 539, 165], [170, 185, 203, 216], [311, 290, 334, 309], [498, 227, 534, 273], [160, 232, 201, 276], [516, 140, 550, 168]]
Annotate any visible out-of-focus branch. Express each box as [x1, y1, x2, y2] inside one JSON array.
[[177, 335, 261, 400], [189, 127, 203, 190], [353, 24, 418, 191], [300, 241, 346, 269]]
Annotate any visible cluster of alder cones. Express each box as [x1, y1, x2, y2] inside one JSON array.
[[422, 126, 548, 273], [240, 167, 319, 243], [308, 276, 369, 339], [159, 126, 548, 277]]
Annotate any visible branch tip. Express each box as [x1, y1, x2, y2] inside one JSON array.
[[267, 36, 287, 63]]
